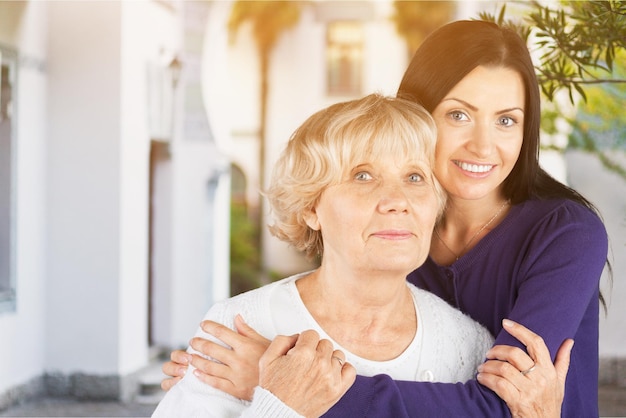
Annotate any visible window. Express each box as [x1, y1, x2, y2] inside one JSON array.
[[0, 45, 17, 312], [326, 21, 363, 96]]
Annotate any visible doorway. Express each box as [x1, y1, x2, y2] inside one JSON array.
[[148, 140, 172, 347]]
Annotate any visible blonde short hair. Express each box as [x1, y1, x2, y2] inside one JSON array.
[[266, 93, 446, 259]]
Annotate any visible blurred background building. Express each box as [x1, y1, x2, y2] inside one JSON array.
[[0, 0, 623, 409]]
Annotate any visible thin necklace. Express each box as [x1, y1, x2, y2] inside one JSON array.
[[435, 200, 510, 261]]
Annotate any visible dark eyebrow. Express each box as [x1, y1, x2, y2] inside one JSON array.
[[442, 98, 524, 114], [441, 98, 477, 111], [496, 107, 524, 115]]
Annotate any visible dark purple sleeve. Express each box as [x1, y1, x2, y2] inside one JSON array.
[[323, 376, 510, 417]]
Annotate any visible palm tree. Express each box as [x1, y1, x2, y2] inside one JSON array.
[[228, 1, 301, 278], [391, 1, 456, 57]]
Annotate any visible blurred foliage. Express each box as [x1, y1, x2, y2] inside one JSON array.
[[391, 1, 457, 56], [230, 200, 261, 296], [568, 48, 626, 180], [228, 1, 302, 272], [228, 0, 301, 53], [479, 1, 626, 103]]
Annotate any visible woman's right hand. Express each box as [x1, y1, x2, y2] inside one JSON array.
[[161, 314, 270, 400], [259, 330, 357, 417]]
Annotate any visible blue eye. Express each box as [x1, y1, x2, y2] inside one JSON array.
[[408, 173, 424, 183], [354, 171, 373, 181]]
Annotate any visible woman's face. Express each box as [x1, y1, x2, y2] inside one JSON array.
[[305, 152, 439, 276], [431, 65, 525, 201]]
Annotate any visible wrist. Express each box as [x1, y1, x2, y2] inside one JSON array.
[[248, 386, 304, 418]]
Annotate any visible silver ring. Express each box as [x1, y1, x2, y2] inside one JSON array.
[[520, 364, 536, 376], [331, 356, 345, 367]]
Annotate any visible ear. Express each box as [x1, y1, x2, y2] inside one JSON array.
[[303, 208, 321, 231]]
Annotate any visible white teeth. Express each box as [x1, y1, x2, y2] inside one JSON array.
[[456, 161, 493, 173]]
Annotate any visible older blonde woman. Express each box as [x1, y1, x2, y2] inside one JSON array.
[[152, 94, 493, 418]]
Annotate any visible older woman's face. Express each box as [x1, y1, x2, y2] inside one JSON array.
[[305, 152, 439, 276], [431, 65, 525, 201]]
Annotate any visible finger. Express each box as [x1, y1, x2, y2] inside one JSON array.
[[502, 319, 551, 365], [315, 338, 335, 357], [162, 360, 184, 379], [486, 345, 534, 372], [160, 376, 181, 392], [341, 362, 357, 382], [190, 337, 234, 362], [339, 362, 357, 394], [292, 330, 322, 352], [476, 371, 518, 402], [554, 339, 574, 384], [234, 314, 272, 344], [200, 320, 241, 349], [190, 353, 230, 376], [479, 358, 526, 381], [170, 349, 192, 366], [331, 349, 346, 367], [262, 334, 300, 364], [193, 368, 232, 389], [477, 358, 531, 393], [193, 369, 256, 400]]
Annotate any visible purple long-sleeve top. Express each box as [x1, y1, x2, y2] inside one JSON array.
[[323, 198, 608, 417]]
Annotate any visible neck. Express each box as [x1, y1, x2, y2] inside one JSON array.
[[432, 196, 511, 264], [299, 265, 411, 314], [297, 266, 416, 360], [442, 195, 509, 229]]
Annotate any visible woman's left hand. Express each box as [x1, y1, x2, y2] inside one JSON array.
[[476, 319, 573, 418]]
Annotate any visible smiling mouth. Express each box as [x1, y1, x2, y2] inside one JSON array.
[[454, 160, 495, 173]]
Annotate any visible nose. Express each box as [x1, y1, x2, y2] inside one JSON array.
[[377, 182, 410, 214], [466, 121, 495, 158]]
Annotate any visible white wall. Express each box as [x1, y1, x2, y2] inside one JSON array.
[[147, 0, 233, 349], [118, 0, 179, 375], [45, 0, 184, 375], [201, 0, 233, 309], [46, 1, 124, 374], [168, 141, 222, 345], [0, 1, 48, 395], [0, 0, 231, 400]]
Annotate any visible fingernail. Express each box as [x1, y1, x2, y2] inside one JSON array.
[[476, 373, 483, 381], [502, 319, 514, 328], [179, 367, 187, 375], [236, 313, 246, 323], [477, 365, 484, 373]]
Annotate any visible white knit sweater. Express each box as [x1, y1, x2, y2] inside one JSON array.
[[153, 273, 494, 418]]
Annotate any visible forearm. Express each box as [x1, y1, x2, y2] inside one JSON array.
[[323, 375, 511, 418]]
